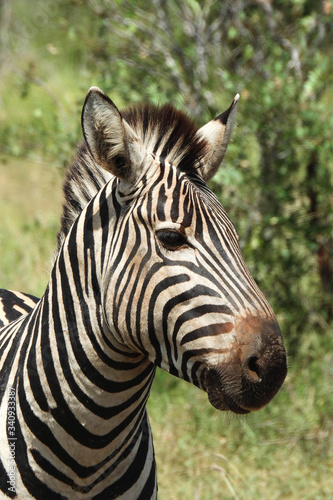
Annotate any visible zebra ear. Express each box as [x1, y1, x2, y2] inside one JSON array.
[[197, 94, 239, 182], [81, 87, 144, 182]]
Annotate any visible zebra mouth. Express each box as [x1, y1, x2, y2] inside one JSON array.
[[203, 369, 251, 415]]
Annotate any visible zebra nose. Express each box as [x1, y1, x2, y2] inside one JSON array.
[[243, 353, 263, 383], [239, 334, 287, 411], [204, 316, 287, 414], [238, 333, 267, 384]]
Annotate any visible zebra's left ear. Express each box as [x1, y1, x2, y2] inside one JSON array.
[[81, 87, 145, 183], [197, 94, 239, 182]]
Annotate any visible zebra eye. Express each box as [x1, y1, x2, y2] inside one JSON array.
[[113, 154, 128, 173], [156, 229, 187, 251]]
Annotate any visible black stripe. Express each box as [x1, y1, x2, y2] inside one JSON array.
[[172, 303, 233, 358], [94, 412, 154, 499], [0, 290, 39, 325], [145, 273, 191, 365]]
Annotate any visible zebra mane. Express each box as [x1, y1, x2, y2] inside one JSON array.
[[57, 103, 208, 250], [121, 103, 208, 171]]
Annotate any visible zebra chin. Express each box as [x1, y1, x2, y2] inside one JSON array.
[[203, 358, 287, 414], [202, 317, 288, 415]]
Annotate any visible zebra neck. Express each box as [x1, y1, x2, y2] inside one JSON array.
[[28, 233, 157, 447], [0, 242, 157, 496], [45, 190, 156, 417]]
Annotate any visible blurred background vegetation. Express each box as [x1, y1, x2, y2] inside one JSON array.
[[0, 0, 332, 498]]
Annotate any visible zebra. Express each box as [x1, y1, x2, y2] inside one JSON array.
[[0, 290, 39, 328], [0, 87, 287, 499]]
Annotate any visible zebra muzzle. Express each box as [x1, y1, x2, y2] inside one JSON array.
[[203, 316, 287, 414]]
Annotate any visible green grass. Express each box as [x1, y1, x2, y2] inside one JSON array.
[[0, 157, 332, 499]]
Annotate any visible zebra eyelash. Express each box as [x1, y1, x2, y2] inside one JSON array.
[[155, 229, 189, 251]]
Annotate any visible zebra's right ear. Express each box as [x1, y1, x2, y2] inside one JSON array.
[[81, 87, 144, 182]]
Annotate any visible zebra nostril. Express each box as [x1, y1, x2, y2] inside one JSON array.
[[245, 355, 262, 383]]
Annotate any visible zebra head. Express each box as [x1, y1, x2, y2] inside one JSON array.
[[81, 87, 287, 415]]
